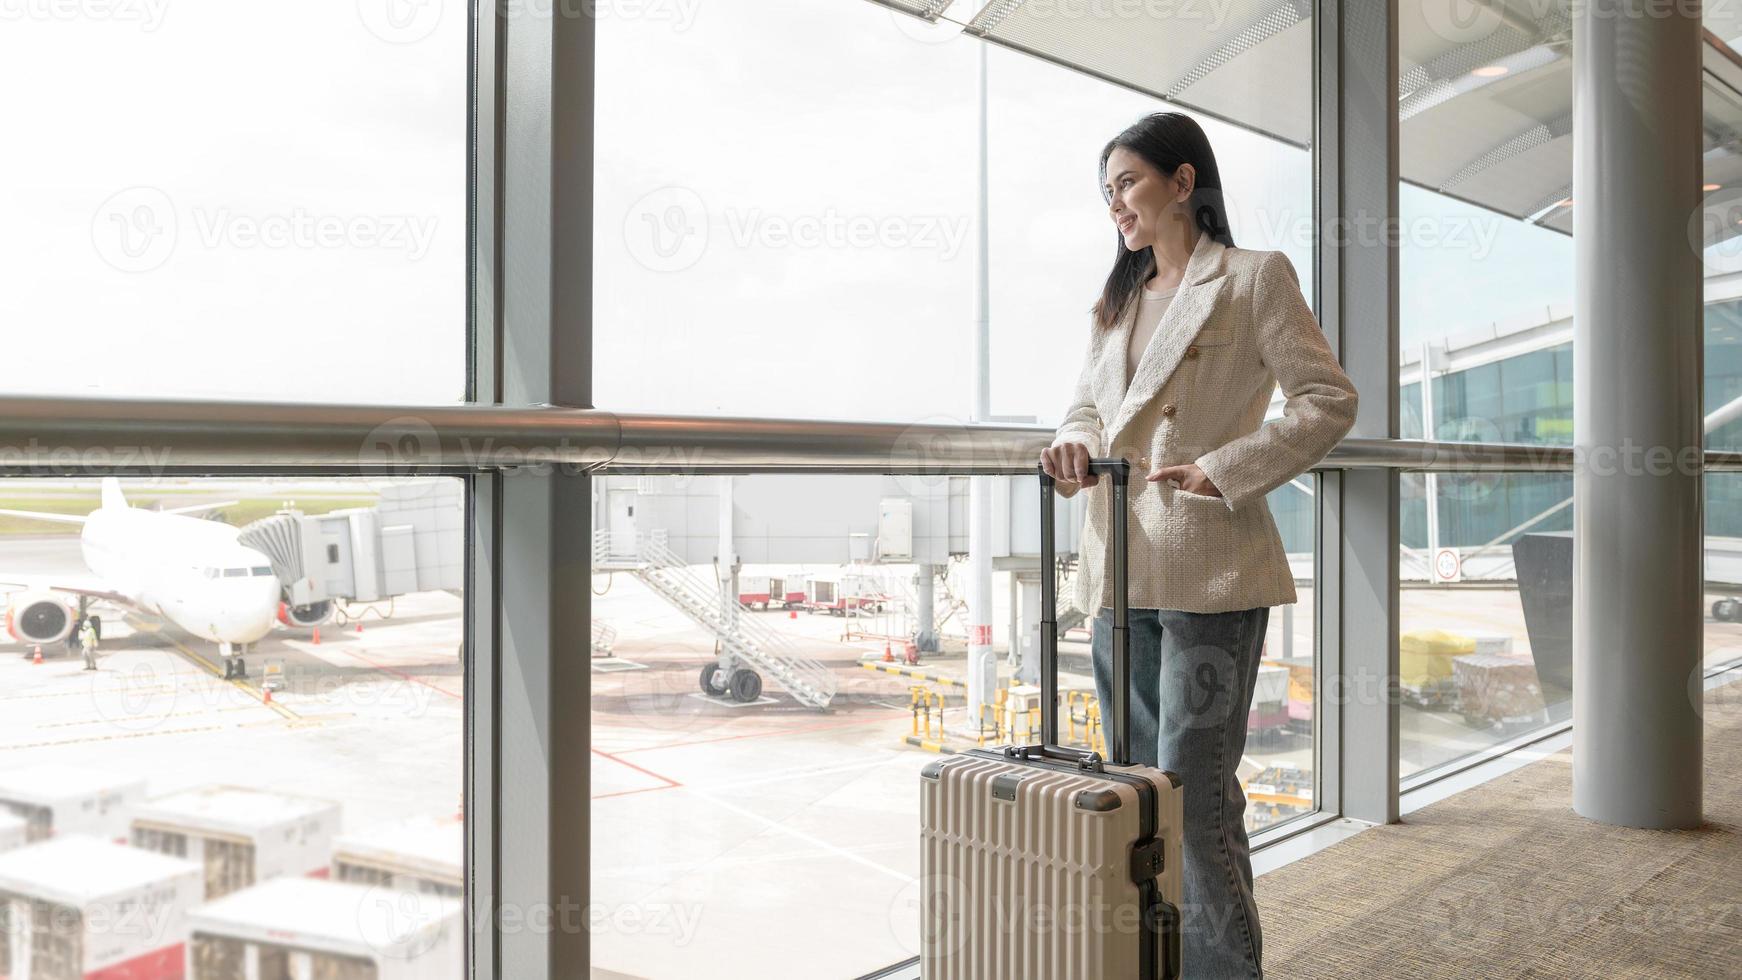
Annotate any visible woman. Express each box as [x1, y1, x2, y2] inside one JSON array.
[[1039, 112, 1357, 979]]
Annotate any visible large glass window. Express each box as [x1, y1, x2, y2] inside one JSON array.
[[593, 0, 977, 422], [0, 476, 463, 979], [587, 470, 1314, 977], [0, 2, 467, 403], [1398, 472, 1572, 780], [1395, 1, 1581, 778], [595, 0, 1313, 427]]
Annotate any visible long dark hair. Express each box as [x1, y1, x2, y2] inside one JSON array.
[[1093, 112, 1235, 332]]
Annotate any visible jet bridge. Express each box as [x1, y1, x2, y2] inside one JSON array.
[[238, 481, 463, 610]]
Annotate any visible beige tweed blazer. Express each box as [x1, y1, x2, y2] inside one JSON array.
[[1051, 231, 1358, 616]]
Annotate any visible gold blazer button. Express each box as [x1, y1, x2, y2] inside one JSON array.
[[1184, 345, 1200, 358], [1160, 403, 1177, 417]]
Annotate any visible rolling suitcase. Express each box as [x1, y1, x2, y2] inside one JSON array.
[[918, 458, 1184, 978]]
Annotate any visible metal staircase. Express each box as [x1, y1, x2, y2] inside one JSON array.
[[1057, 561, 1086, 634], [593, 530, 837, 708], [591, 618, 617, 657]]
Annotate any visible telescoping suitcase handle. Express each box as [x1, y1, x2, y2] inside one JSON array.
[[1007, 457, 1133, 771]]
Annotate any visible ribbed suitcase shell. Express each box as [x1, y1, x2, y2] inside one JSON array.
[[919, 752, 1182, 978], [918, 460, 1184, 978]]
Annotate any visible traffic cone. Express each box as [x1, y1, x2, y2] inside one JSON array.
[[355, 622, 364, 634], [312, 627, 321, 645], [32, 646, 43, 665], [789, 609, 797, 619], [263, 687, 273, 704], [883, 642, 894, 663]]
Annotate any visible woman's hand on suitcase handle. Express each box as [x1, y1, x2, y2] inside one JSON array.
[[1041, 442, 1099, 489]]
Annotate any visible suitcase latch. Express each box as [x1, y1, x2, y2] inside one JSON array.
[[1130, 838, 1165, 881]]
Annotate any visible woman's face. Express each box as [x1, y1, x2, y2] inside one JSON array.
[[1103, 146, 1191, 252]]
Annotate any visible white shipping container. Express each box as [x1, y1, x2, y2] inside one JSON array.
[[877, 498, 913, 560], [736, 574, 772, 607], [185, 878, 462, 980], [0, 835, 201, 980], [0, 766, 147, 844], [130, 786, 340, 901], [0, 811, 26, 852], [1252, 664, 1290, 708], [332, 815, 463, 897], [1461, 630, 1516, 657]]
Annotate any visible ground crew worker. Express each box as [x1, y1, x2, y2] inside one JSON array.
[[67, 614, 85, 662], [78, 616, 99, 671]]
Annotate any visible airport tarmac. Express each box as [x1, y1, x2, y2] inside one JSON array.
[[5, 533, 1741, 979], [0, 592, 465, 834], [0, 534, 466, 977]]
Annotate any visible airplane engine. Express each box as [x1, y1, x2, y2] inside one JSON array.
[[277, 598, 335, 628], [6, 592, 77, 645]]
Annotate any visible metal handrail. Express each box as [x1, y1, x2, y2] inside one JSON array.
[[3, 394, 1739, 473]]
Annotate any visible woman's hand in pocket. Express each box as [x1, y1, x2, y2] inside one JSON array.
[[1145, 462, 1221, 497]]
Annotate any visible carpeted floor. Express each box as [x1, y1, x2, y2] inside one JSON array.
[[1256, 680, 1742, 979]]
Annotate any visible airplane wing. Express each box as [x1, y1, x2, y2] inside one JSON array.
[[0, 508, 86, 525], [157, 499, 239, 516], [0, 574, 137, 609]]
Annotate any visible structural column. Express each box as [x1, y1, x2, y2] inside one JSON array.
[[1317, 0, 1401, 824], [1572, 0, 1704, 828], [470, 1, 596, 977]]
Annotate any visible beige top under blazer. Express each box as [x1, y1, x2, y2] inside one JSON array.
[[1050, 232, 1358, 616]]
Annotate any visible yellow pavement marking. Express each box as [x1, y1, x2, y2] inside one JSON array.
[[166, 637, 299, 722]]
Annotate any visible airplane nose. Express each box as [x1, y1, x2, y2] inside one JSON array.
[[219, 580, 282, 642]]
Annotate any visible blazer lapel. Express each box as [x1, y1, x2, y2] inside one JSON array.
[[1103, 233, 1230, 449]]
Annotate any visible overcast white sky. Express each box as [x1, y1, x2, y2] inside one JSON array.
[[3, 0, 1692, 426]]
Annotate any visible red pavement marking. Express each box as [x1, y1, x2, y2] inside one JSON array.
[[592, 746, 683, 800], [590, 711, 906, 799], [321, 645, 462, 701], [609, 712, 901, 755]]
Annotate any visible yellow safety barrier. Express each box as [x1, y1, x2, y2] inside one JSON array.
[[910, 685, 944, 740], [861, 661, 965, 689], [976, 688, 1011, 746], [1066, 691, 1089, 743]]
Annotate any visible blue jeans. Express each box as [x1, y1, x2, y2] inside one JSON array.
[[1091, 605, 1270, 980]]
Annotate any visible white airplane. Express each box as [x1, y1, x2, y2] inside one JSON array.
[[0, 478, 327, 679]]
